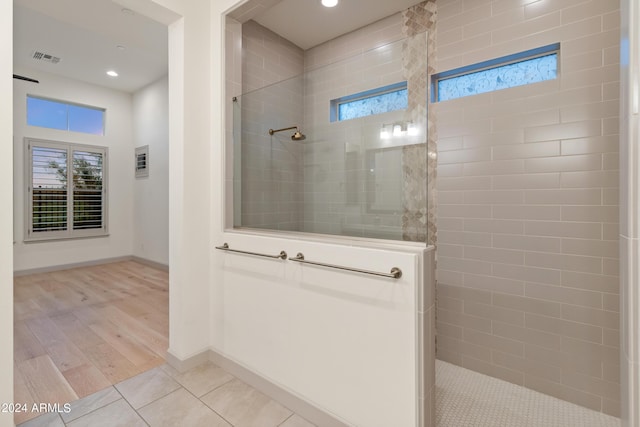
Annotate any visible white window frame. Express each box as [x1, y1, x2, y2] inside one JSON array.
[[24, 138, 109, 242]]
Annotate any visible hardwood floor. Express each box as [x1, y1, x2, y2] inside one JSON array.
[[13, 261, 169, 424]]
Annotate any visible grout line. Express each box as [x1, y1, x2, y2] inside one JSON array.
[[128, 365, 237, 427], [180, 374, 236, 426], [62, 396, 127, 427], [171, 382, 235, 426], [113, 385, 151, 427], [277, 413, 295, 426]]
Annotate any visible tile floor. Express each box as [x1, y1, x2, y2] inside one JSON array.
[[17, 361, 315, 427], [436, 360, 621, 427], [19, 359, 624, 427]]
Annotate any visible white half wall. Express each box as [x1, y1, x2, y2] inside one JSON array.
[[133, 75, 169, 266], [0, 0, 13, 425], [213, 233, 433, 427], [13, 67, 134, 272]]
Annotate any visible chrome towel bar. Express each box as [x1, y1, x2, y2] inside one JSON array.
[[288, 252, 402, 279], [215, 243, 287, 260]]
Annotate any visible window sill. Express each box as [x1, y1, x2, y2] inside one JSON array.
[[23, 232, 110, 244]]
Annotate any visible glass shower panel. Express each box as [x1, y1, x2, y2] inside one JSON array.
[[233, 76, 305, 233], [232, 35, 428, 243]]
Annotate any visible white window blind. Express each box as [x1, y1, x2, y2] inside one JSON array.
[[25, 138, 108, 241], [72, 150, 104, 230], [31, 145, 68, 233]]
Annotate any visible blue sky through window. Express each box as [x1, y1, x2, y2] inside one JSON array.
[[68, 105, 105, 135], [27, 96, 105, 135], [27, 97, 67, 131]]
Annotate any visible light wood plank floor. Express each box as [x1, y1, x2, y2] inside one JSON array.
[[13, 261, 169, 424]]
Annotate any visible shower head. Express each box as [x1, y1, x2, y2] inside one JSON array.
[[268, 126, 306, 141], [291, 130, 306, 141]]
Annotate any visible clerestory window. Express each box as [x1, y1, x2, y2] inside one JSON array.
[[27, 95, 105, 135], [432, 43, 559, 102], [331, 82, 408, 122]]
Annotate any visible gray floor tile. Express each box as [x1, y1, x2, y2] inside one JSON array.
[[17, 412, 64, 427], [171, 361, 235, 397], [115, 366, 181, 409], [66, 399, 146, 427], [202, 378, 292, 427], [159, 363, 179, 377], [61, 387, 121, 423], [279, 414, 317, 427], [138, 387, 231, 427]]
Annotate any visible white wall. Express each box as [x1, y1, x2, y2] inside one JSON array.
[[0, 0, 13, 425], [13, 67, 134, 272], [133, 75, 169, 266], [166, 2, 212, 361], [116, 0, 213, 369]]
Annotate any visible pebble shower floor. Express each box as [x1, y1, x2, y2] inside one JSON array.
[[436, 360, 620, 427]]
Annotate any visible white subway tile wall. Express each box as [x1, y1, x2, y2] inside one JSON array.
[[435, 0, 620, 416]]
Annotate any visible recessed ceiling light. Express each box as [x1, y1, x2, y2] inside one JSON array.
[[121, 7, 134, 15], [106, 70, 118, 77], [321, 0, 338, 7], [116, 45, 126, 51]]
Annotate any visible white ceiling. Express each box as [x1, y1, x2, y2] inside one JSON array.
[[252, 0, 425, 50], [13, 0, 424, 93], [14, 0, 168, 93]]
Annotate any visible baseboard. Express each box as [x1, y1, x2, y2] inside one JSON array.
[[166, 348, 350, 427], [13, 255, 169, 276], [165, 348, 211, 373], [13, 255, 134, 276], [131, 256, 169, 271]]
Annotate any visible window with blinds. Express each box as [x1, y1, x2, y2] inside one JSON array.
[[72, 150, 104, 230], [25, 138, 108, 241]]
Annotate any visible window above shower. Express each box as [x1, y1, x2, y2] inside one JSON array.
[[432, 43, 559, 102], [331, 82, 408, 122]]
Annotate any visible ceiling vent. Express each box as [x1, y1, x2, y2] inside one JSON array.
[[31, 51, 61, 64]]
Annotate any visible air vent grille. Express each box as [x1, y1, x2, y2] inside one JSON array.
[[32, 51, 61, 64]]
